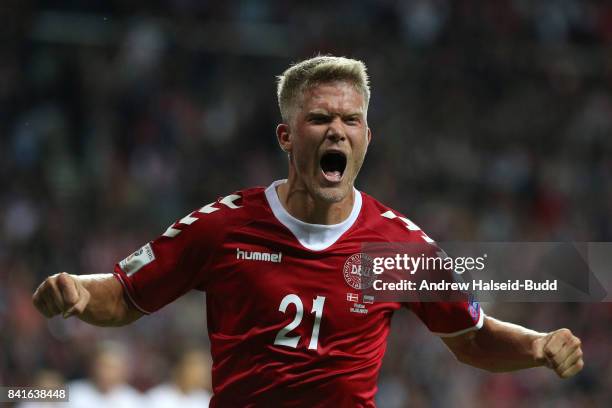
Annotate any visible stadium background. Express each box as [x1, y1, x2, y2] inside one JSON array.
[[1, 0, 611, 406]]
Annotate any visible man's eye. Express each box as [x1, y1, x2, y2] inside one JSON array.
[[310, 116, 329, 123], [345, 117, 360, 125]]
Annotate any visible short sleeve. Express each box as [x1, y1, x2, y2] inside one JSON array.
[[404, 244, 485, 337], [408, 299, 485, 337], [113, 197, 235, 314]]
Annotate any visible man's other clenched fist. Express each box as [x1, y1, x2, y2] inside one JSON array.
[[533, 328, 584, 378], [32, 272, 91, 318]]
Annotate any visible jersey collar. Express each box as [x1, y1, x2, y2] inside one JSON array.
[[264, 180, 362, 251]]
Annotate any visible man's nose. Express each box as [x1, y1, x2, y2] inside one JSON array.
[[326, 118, 346, 142]]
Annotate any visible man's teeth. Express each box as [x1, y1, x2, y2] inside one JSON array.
[[325, 171, 342, 181]]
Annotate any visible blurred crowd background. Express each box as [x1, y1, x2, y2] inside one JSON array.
[[2, 0, 612, 407]]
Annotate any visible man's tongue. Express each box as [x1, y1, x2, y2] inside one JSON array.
[[324, 170, 342, 182]]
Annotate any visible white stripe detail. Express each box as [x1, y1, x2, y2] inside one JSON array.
[[220, 194, 242, 209], [436, 250, 448, 259], [431, 308, 486, 338], [162, 227, 181, 238], [199, 202, 219, 214], [383, 211, 422, 232], [421, 234, 435, 243], [381, 210, 396, 219], [382, 210, 435, 244], [179, 213, 198, 225], [399, 216, 421, 231]]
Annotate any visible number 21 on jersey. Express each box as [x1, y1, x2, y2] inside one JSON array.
[[274, 294, 326, 350]]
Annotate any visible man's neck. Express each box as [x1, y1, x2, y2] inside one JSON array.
[[276, 179, 354, 225]]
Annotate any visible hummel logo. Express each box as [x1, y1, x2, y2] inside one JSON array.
[[236, 248, 282, 263]]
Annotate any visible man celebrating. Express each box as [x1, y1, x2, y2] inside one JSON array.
[[33, 56, 583, 407]]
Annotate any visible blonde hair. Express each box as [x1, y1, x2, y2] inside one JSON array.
[[276, 55, 370, 123]]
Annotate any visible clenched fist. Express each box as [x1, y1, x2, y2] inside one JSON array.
[[32, 272, 91, 319], [533, 328, 584, 378]]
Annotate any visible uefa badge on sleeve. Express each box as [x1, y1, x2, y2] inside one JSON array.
[[120, 243, 156, 276], [468, 295, 480, 321]]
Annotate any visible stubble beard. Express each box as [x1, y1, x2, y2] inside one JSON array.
[[311, 183, 350, 204], [311, 164, 359, 205], [312, 155, 365, 204]]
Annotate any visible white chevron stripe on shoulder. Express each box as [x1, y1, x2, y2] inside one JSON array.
[[164, 194, 242, 239], [381, 210, 435, 244], [381, 210, 420, 230], [399, 216, 420, 231], [179, 214, 199, 225], [199, 202, 219, 214], [162, 227, 181, 238], [220, 194, 242, 209]]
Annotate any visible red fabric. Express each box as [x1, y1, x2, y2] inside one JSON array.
[[113, 186, 481, 407]]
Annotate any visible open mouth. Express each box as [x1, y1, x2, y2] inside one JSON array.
[[320, 151, 347, 183]]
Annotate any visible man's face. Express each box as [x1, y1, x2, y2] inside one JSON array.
[[279, 81, 371, 204]]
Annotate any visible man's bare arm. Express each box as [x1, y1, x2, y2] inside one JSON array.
[[32, 272, 143, 327], [443, 315, 584, 378]]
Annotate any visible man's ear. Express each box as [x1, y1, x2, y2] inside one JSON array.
[[276, 123, 291, 153], [363, 127, 372, 153]]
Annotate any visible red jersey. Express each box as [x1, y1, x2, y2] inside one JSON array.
[[114, 180, 483, 407]]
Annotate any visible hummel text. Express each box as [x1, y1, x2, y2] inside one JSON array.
[[236, 248, 282, 263]]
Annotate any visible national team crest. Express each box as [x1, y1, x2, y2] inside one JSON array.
[[343, 253, 375, 289]]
